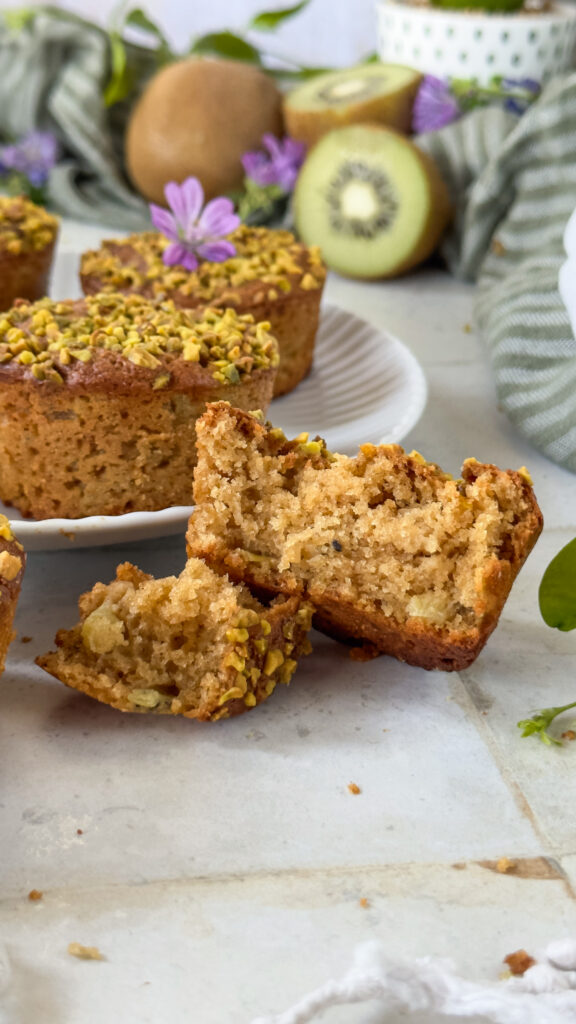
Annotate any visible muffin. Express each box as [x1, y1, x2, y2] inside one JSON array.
[[0, 293, 278, 520], [0, 515, 25, 675], [0, 196, 58, 311], [37, 559, 314, 721], [80, 225, 326, 397], [186, 403, 543, 671]]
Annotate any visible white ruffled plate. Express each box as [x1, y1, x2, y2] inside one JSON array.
[[2, 254, 427, 551]]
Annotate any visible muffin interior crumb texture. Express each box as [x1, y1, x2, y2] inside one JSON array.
[[37, 559, 313, 720], [188, 404, 542, 668]]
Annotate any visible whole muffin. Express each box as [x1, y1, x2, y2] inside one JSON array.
[[0, 293, 278, 520], [0, 515, 25, 675], [0, 196, 58, 311], [80, 225, 326, 397]]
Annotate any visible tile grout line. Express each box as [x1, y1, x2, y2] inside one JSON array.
[[453, 670, 576, 901]]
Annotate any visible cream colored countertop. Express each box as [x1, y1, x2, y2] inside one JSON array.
[[1, 220, 576, 1024]]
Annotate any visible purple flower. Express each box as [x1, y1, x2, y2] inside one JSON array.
[[412, 76, 461, 135], [150, 177, 240, 272], [0, 130, 59, 186], [501, 77, 540, 94], [242, 134, 306, 193]]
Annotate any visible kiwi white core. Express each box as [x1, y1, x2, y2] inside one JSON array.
[[288, 63, 418, 112], [322, 77, 381, 102], [340, 181, 383, 222], [295, 127, 431, 278]]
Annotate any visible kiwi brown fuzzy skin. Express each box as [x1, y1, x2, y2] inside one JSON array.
[[126, 58, 284, 204], [284, 66, 422, 149], [294, 124, 452, 281], [381, 139, 452, 280]]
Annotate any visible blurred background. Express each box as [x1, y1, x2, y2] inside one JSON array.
[[0, 0, 378, 66]]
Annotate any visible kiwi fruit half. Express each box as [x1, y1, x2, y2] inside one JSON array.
[[294, 124, 451, 280], [284, 63, 422, 149], [126, 58, 284, 204]]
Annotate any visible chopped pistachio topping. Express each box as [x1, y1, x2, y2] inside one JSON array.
[[264, 649, 285, 676], [0, 293, 278, 382], [81, 225, 325, 302], [0, 196, 57, 254], [0, 550, 21, 581], [218, 686, 245, 706], [0, 514, 14, 541]]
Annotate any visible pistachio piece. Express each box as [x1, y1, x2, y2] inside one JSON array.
[[81, 604, 125, 655], [127, 689, 163, 709]]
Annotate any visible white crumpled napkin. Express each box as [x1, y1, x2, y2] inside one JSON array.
[[251, 939, 576, 1024]]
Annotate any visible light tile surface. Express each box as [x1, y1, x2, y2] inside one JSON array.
[[1, 220, 575, 1023]]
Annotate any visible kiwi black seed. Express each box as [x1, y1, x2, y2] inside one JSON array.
[[284, 63, 422, 149], [294, 124, 452, 280]]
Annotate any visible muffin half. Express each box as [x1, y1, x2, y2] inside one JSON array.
[[186, 403, 543, 671], [37, 559, 314, 720]]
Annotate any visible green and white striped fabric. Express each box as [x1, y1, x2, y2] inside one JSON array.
[[0, 9, 151, 230], [419, 76, 576, 474]]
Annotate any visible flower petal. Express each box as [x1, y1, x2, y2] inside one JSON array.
[[179, 249, 200, 271], [150, 204, 179, 241], [241, 151, 266, 180], [164, 177, 204, 231], [196, 240, 237, 263], [262, 133, 282, 160], [178, 176, 205, 224], [199, 197, 240, 238], [284, 137, 306, 165], [163, 242, 196, 269]]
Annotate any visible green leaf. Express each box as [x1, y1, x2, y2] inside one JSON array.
[[539, 537, 576, 631], [125, 8, 174, 65], [3, 8, 35, 31], [190, 31, 262, 64], [249, 1, 310, 32], [518, 701, 576, 746], [104, 30, 132, 107]]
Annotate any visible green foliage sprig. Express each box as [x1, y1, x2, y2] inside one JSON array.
[[104, 0, 333, 107], [518, 538, 576, 746]]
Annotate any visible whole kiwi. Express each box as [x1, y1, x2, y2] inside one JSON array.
[[125, 58, 284, 204]]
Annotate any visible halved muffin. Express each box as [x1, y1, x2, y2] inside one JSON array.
[[37, 559, 314, 720], [186, 403, 543, 671], [80, 226, 326, 397]]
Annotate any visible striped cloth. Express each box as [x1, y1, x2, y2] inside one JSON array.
[[0, 8, 151, 230], [419, 76, 576, 474]]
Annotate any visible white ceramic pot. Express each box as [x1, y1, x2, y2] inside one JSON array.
[[376, 0, 576, 86]]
